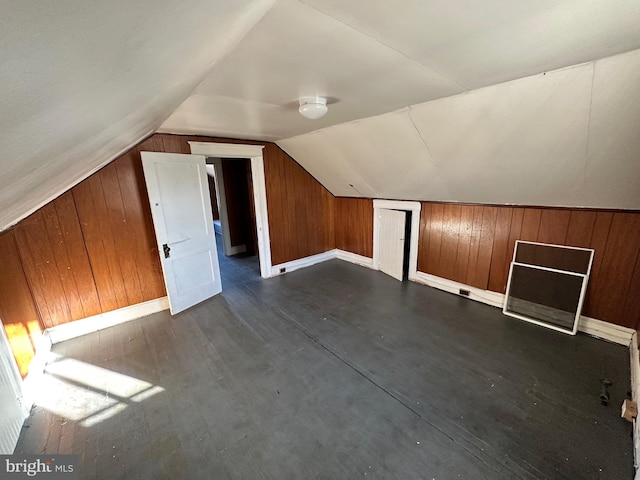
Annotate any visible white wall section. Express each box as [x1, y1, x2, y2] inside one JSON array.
[[278, 49, 640, 209]]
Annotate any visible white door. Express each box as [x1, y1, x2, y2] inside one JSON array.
[[141, 152, 222, 314], [0, 327, 27, 454], [378, 209, 407, 281]]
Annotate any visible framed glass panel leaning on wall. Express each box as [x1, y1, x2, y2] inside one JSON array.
[[503, 241, 594, 335]]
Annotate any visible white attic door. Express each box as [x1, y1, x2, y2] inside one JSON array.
[[378, 209, 407, 281]]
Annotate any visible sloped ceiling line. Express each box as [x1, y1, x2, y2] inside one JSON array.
[[296, 0, 470, 91], [406, 106, 451, 199]]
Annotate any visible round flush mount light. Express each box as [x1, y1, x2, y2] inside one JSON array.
[[298, 97, 328, 120]]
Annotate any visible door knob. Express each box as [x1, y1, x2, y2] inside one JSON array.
[[163, 243, 171, 258]]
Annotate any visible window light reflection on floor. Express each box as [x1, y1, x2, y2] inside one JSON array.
[[35, 353, 165, 427]]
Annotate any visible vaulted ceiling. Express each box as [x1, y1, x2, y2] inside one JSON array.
[[2, 0, 640, 230]]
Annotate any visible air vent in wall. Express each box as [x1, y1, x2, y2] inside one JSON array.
[[503, 241, 594, 335]]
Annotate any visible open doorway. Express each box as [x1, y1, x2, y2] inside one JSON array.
[[205, 157, 260, 286], [189, 141, 272, 279]]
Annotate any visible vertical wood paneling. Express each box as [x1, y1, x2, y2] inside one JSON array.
[[488, 207, 513, 292], [520, 208, 542, 241], [622, 250, 640, 327], [582, 212, 613, 319], [439, 205, 461, 281], [471, 207, 498, 289], [263, 143, 335, 265], [586, 213, 640, 327], [335, 198, 373, 257], [416, 202, 640, 328], [417, 203, 432, 273], [465, 206, 485, 287], [502, 208, 524, 291], [114, 150, 166, 302], [453, 205, 474, 283], [14, 211, 74, 327], [160, 134, 190, 154], [426, 203, 445, 276], [46, 194, 102, 318], [72, 172, 129, 312], [0, 231, 43, 376], [565, 211, 597, 247], [537, 209, 571, 245]]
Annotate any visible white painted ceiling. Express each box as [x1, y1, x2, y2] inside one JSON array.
[[2, 0, 640, 230]]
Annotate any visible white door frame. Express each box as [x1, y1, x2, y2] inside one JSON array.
[[373, 199, 421, 281], [189, 142, 272, 279]]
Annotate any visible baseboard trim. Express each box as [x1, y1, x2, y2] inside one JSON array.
[[411, 271, 504, 308], [631, 332, 640, 472], [412, 270, 634, 346], [579, 316, 634, 346], [46, 297, 169, 344], [226, 244, 246, 256], [270, 250, 337, 277], [336, 250, 374, 269]]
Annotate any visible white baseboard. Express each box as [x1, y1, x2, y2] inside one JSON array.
[[226, 244, 246, 256], [336, 250, 374, 269], [411, 271, 504, 308], [270, 250, 337, 277], [46, 297, 169, 344], [631, 332, 640, 471], [412, 270, 634, 346], [579, 316, 634, 346]]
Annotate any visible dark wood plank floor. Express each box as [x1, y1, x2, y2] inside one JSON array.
[[15, 245, 633, 479]]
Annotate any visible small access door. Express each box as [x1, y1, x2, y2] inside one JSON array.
[[378, 209, 407, 281], [141, 152, 222, 314]]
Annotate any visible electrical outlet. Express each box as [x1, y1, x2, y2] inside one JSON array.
[[459, 289, 470, 296]]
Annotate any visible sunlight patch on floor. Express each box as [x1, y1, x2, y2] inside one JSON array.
[[35, 353, 164, 427]]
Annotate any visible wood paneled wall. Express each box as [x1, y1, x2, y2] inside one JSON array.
[[335, 198, 373, 258], [0, 133, 336, 372], [262, 143, 335, 265], [140, 135, 335, 264], [418, 202, 640, 329], [0, 231, 43, 376]]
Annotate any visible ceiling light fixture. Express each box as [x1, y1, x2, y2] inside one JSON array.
[[298, 97, 328, 120]]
